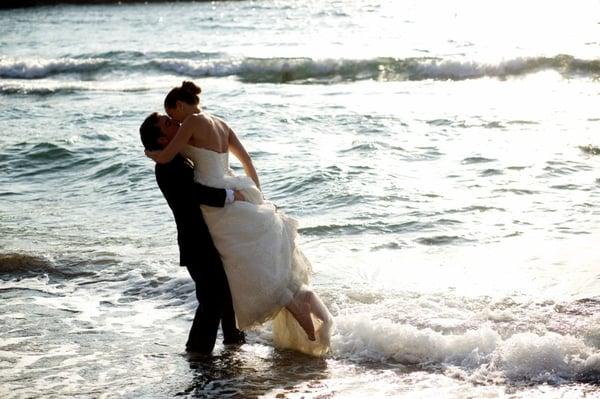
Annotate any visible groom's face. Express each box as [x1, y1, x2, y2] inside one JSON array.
[[157, 115, 180, 147]]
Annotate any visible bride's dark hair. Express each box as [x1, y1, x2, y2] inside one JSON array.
[[164, 81, 201, 109]]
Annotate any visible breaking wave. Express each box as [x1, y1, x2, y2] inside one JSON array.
[[1, 53, 599, 85], [0, 252, 95, 279], [0, 57, 109, 79], [333, 315, 600, 384]]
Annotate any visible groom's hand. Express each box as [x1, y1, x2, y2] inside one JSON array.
[[234, 190, 246, 202]]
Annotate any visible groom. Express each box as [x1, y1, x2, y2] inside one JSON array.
[[140, 112, 245, 353]]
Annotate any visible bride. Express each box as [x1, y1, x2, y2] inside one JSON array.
[[145, 81, 332, 356]]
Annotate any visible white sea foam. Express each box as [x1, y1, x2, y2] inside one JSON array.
[[332, 315, 500, 365], [331, 315, 600, 382], [409, 58, 544, 80], [585, 317, 600, 349], [152, 58, 242, 77], [500, 332, 587, 382]]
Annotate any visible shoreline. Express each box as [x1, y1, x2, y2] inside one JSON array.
[[0, 0, 222, 9]]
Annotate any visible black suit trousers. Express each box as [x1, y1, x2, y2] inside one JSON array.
[[185, 262, 242, 352]]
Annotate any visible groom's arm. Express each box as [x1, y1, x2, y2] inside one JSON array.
[[190, 180, 228, 208], [155, 161, 227, 208]]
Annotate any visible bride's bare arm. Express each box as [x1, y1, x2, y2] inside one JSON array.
[[145, 120, 194, 164], [228, 128, 261, 190]]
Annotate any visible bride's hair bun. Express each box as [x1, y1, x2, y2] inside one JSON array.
[[181, 81, 201, 95], [164, 80, 201, 109]]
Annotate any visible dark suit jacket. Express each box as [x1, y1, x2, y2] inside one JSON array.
[[155, 154, 225, 267]]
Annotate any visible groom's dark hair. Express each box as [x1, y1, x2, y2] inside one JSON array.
[[139, 112, 163, 151]]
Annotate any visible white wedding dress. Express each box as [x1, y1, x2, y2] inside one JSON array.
[[181, 145, 331, 356]]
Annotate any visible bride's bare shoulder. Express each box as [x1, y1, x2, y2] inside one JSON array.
[[182, 113, 212, 129], [207, 114, 231, 132]]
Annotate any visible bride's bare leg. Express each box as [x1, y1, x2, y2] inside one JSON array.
[[307, 291, 332, 330], [286, 290, 316, 341]]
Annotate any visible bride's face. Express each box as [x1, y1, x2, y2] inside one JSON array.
[[165, 101, 186, 123]]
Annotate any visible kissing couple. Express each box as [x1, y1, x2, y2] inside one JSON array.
[[139, 81, 332, 356]]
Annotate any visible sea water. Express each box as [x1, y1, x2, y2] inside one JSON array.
[[0, 1, 599, 397]]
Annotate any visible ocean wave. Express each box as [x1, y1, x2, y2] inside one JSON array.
[[332, 315, 600, 384], [0, 57, 108, 79], [121, 273, 195, 305], [0, 84, 81, 95], [1, 142, 119, 181], [580, 144, 600, 156], [416, 235, 473, 246], [2, 142, 77, 176], [149, 55, 600, 83], [0, 82, 150, 95], [27, 142, 75, 161], [461, 156, 496, 164], [0, 253, 53, 275], [299, 220, 435, 236], [0, 252, 94, 279], [1, 53, 599, 84], [73, 50, 226, 61]]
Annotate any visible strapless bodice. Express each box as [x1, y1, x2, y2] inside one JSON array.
[[181, 145, 230, 182], [180, 145, 259, 198]]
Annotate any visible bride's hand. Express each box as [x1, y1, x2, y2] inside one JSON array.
[[145, 150, 161, 163], [234, 190, 247, 202]]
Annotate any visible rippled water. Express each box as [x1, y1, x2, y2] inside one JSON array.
[[1, 1, 599, 398]]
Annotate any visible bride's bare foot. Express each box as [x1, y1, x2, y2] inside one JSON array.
[[286, 291, 316, 341]]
